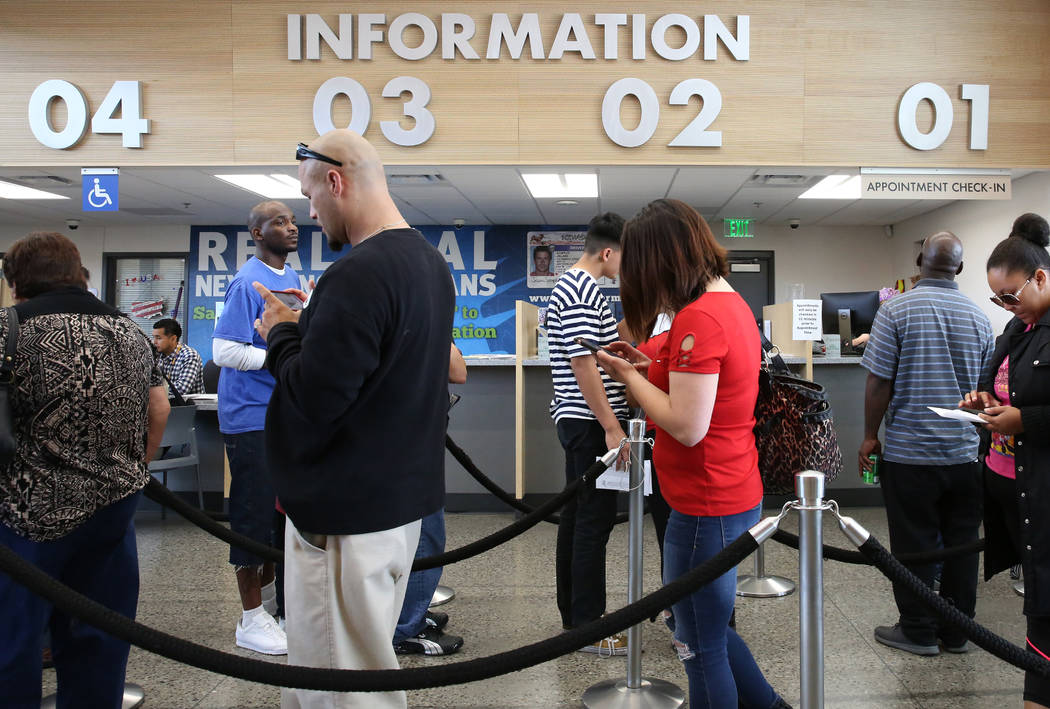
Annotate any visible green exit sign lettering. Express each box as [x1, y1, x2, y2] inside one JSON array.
[[724, 218, 755, 238]]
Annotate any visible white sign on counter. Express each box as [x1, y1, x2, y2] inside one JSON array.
[[792, 299, 823, 340]]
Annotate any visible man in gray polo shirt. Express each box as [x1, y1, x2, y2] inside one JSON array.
[[859, 231, 993, 656]]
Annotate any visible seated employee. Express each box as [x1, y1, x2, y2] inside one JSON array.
[[153, 318, 205, 397]]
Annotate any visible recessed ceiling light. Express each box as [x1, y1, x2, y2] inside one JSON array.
[[522, 173, 598, 199], [555, 199, 579, 206], [214, 174, 306, 199], [798, 174, 861, 200], [0, 180, 69, 200]]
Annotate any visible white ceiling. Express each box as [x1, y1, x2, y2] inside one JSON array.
[[0, 164, 1038, 230]]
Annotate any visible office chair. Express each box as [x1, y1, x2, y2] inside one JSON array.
[[148, 404, 202, 519]]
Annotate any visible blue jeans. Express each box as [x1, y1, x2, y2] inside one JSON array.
[[0, 491, 142, 709], [224, 430, 277, 567], [663, 505, 779, 709], [394, 509, 444, 643]]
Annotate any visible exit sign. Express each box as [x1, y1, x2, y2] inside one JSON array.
[[724, 218, 754, 238]]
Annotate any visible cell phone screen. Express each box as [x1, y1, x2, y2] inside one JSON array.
[[957, 406, 986, 416], [271, 290, 304, 311]]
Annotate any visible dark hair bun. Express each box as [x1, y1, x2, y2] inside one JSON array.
[[1009, 212, 1050, 248]]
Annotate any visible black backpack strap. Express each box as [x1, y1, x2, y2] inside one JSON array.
[[0, 307, 19, 384], [160, 369, 187, 407]]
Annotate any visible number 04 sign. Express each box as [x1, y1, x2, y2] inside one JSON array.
[[28, 80, 150, 149]]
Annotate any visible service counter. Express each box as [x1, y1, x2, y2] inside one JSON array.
[[445, 352, 879, 510], [161, 353, 880, 512]]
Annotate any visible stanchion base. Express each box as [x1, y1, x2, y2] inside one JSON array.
[[1014, 580, 1025, 597], [429, 584, 456, 607], [736, 574, 796, 598], [41, 683, 144, 709], [582, 677, 685, 709]]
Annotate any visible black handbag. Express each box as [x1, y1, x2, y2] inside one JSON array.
[[754, 332, 842, 494], [0, 307, 20, 466]]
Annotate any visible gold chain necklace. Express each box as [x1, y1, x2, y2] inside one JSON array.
[[362, 220, 408, 240]]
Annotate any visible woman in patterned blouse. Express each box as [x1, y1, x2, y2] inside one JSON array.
[[0, 232, 170, 707]]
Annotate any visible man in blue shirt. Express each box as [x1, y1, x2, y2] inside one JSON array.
[[212, 200, 301, 655], [859, 231, 993, 656]]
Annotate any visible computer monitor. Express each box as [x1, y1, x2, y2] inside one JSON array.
[[820, 291, 879, 356]]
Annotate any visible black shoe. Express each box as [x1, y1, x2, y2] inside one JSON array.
[[874, 624, 939, 656], [395, 627, 464, 656], [940, 637, 973, 654], [425, 610, 449, 631]]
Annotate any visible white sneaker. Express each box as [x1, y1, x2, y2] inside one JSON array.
[[235, 612, 288, 655]]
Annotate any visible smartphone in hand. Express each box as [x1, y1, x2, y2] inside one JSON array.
[[957, 406, 986, 416], [271, 289, 306, 311], [574, 337, 603, 354]]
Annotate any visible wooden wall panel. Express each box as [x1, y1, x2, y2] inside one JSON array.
[[0, 2, 235, 165], [0, 0, 1047, 167]]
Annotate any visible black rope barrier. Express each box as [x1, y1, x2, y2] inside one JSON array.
[[144, 455, 610, 572], [444, 435, 637, 525], [859, 534, 1050, 677], [410, 476, 580, 571], [445, 435, 561, 523], [144, 480, 282, 563], [771, 529, 985, 566], [0, 525, 758, 692]]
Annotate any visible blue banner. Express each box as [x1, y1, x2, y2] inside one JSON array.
[[187, 224, 620, 358]]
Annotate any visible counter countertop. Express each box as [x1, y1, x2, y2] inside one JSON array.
[[781, 355, 866, 366], [464, 355, 868, 367], [463, 355, 518, 366]]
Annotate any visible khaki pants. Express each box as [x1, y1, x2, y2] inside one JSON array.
[[281, 517, 421, 709]]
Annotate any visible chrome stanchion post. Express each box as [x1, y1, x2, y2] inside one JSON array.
[[736, 541, 796, 598], [796, 471, 826, 709], [625, 418, 645, 690], [430, 584, 456, 607], [583, 418, 684, 709]]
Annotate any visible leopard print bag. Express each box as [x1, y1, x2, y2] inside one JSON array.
[[754, 335, 842, 494]]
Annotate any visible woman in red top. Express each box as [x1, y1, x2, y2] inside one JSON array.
[[597, 199, 789, 709]]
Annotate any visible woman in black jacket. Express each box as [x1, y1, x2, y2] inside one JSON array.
[[962, 212, 1050, 709]]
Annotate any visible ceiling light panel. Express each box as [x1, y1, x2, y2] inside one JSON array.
[[213, 174, 306, 199], [798, 175, 861, 200], [0, 180, 69, 200], [522, 173, 598, 199]]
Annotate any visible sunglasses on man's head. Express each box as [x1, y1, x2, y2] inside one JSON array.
[[989, 277, 1032, 308], [295, 142, 343, 167]]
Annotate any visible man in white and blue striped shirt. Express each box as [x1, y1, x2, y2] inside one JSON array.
[[546, 213, 630, 654], [860, 231, 993, 657]]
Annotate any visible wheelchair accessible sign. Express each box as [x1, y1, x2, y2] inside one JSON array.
[[82, 168, 118, 211]]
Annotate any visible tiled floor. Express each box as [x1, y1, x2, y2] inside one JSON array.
[[42, 504, 1027, 707]]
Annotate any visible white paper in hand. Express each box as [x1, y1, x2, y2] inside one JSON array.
[[927, 406, 985, 424], [595, 457, 652, 495]]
